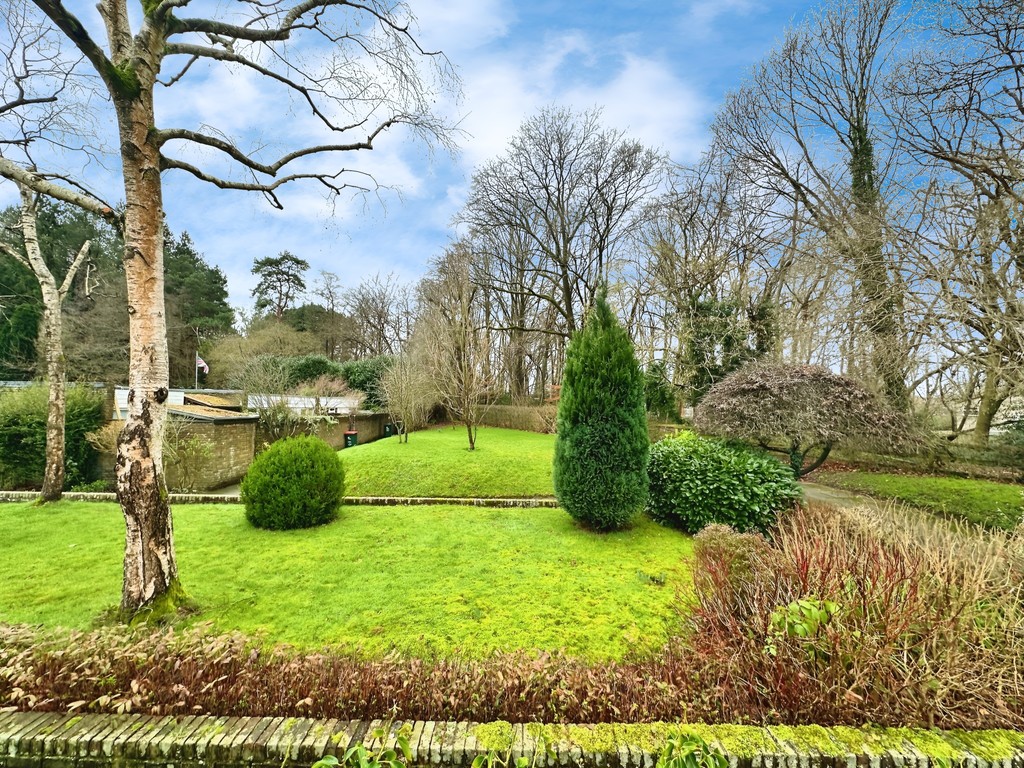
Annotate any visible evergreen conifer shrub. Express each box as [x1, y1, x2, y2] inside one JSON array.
[[241, 435, 344, 530], [553, 292, 649, 530]]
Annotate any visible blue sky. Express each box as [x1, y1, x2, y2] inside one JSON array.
[[4, 0, 814, 313]]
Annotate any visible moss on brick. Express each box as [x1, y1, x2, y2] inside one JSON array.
[[895, 729, 964, 761], [474, 722, 515, 752], [769, 726, 845, 757], [946, 730, 1024, 762], [683, 725, 779, 759], [476, 722, 1024, 765]]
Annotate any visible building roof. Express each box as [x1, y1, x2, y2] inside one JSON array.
[[184, 393, 240, 409], [168, 404, 259, 423]]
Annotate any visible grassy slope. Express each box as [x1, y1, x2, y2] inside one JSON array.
[[814, 470, 1024, 531], [0, 501, 691, 659], [341, 426, 557, 497]]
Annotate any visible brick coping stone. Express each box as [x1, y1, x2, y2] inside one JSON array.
[[0, 492, 558, 507], [1, 712, 1022, 768]]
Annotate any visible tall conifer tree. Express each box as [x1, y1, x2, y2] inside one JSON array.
[[553, 290, 649, 530]]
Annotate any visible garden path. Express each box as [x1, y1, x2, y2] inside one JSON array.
[[800, 481, 890, 510]]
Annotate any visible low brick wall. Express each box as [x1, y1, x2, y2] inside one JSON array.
[[314, 413, 391, 449], [165, 421, 255, 491], [257, 413, 391, 452], [1, 712, 1022, 768], [94, 419, 257, 493]]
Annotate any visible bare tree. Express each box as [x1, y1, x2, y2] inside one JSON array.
[[915, 185, 1024, 445], [379, 346, 434, 443], [0, 0, 455, 616], [892, 0, 1024, 442], [712, 0, 913, 410], [0, 182, 89, 500], [310, 270, 352, 360], [630, 150, 796, 402], [894, 0, 1024, 207], [459, 106, 665, 353], [342, 272, 417, 358], [465, 227, 545, 399], [418, 243, 491, 450]]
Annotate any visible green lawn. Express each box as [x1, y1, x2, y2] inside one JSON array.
[[814, 470, 1024, 531], [0, 500, 692, 659], [341, 426, 557, 497]]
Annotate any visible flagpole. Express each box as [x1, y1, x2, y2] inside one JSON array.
[[193, 326, 200, 390]]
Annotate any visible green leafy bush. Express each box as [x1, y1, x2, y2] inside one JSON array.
[[286, 355, 344, 388], [0, 383, 105, 490], [241, 435, 344, 530], [647, 432, 801, 534], [553, 292, 649, 531], [340, 356, 395, 410]]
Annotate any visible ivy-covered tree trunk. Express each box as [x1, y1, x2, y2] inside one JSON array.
[[849, 122, 908, 412]]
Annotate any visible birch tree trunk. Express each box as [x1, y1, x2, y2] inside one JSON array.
[[104, 3, 183, 616], [38, 279, 66, 500], [15, 186, 66, 500], [1, 185, 93, 502], [17, 0, 453, 618], [18, 187, 65, 499]]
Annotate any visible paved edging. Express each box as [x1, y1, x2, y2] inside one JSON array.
[[0, 492, 559, 507], [1, 712, 1023, 768]]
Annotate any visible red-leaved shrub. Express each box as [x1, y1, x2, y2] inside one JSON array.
[[689, 503, 1024, 729]]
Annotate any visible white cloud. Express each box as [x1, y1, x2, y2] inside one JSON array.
[[563, 54, 709, 163], [680, 0, 762, 39], [155, 63, 278, 140], [455, 39, 709, 173], [413, 0, 514, 55]]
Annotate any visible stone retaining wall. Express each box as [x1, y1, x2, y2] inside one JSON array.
[[0, 492, 557, 507], [1, 713, 1022, 768]]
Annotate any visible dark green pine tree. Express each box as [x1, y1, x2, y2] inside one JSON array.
[[553, 290, 649, 531]]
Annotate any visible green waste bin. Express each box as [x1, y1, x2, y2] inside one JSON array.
[[384, 423, 395, 438], [344, 430, 358, 448]]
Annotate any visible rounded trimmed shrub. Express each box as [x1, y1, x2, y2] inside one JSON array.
[[241, 435, 344, 530], [646, 432, 801, 534], [553, 291, 649, 531]]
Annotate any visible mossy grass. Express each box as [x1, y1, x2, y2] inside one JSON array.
[[340, 426, 557, 498], [473, 722, 1023, 762], [0, 500, 691, 659], [123, 578, 199, 626], [813, 470, 1024, 531]]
